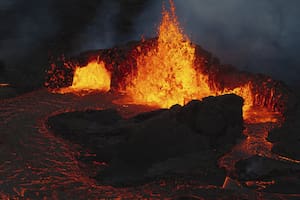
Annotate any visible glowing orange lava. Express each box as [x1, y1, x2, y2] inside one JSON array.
[[0, 83, 10, 87], [124, 0, 260, 121], [125, 1, 210, 108], [56, 60, 111, 95]]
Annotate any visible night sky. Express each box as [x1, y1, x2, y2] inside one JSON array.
[[1, 0, 300, 89]]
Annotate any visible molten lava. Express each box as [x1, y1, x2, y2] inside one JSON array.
[[125, 1, 210, 107], [123, 0, 261, 121], [57, 60, 111, 95]]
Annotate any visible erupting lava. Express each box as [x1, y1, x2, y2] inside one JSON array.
[[125, 1, 211, 107], [124, 1, 256, 119], [57, 60, 111, 95], [46, 0, 281, 123]]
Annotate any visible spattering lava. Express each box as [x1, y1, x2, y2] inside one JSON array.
[[122, 1, 263, 121], [56, 60, 111, 95], [124, 1, 211, 107]]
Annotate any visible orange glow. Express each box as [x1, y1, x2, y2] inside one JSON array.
[[215, 83, 258, 121], [123, 0, 269, 121], [245, 180, 275, 189], [57, 60, 111, 95], [243, 107, 281, 123], [124, 0, 211, 107], [0, 83, 9, 87]]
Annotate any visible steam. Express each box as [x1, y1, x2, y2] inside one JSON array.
[[74, 1, 152, 53], [72, 1, 120, 52], [134, 0, 300, 84]]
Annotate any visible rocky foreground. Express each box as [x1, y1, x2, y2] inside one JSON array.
[[1, 88, 300, 199], [47, 94, 244, 186]]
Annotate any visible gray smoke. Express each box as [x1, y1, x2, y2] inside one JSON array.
[[74, 0, 151, 53], [0, 0, 58, 64], [133, 0, 300, 84], [0, 0, 59, 86], [0, 0, 150, 88], [0, 0, 105, 87], [72, 1, 120, 52]]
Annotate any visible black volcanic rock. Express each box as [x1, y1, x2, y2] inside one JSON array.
[[177, 95, 243, 149], [235, 155, 300, 181], [235, 155, 300, 193], [47, 94, 244, 186]]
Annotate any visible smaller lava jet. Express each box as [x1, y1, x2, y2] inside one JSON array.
[[56, 60, 111, 95]]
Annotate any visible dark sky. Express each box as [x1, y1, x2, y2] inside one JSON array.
[[1, 0, 300, 88]]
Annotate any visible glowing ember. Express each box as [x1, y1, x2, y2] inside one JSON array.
[[57, 60, 111, 95], [0, 83, 10, 87]]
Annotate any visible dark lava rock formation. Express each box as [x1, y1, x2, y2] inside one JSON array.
[[268, 88, 300, 160], [47, 94, 244, 186]]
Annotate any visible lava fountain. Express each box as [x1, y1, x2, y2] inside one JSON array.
[[124, 1, 211, 107], [54, 60, 111, 95], [123, 1, 259, 121]]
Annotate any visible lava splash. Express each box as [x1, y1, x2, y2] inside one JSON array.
[[56, 60, 111, 95], [124, 1, 211, 107]]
